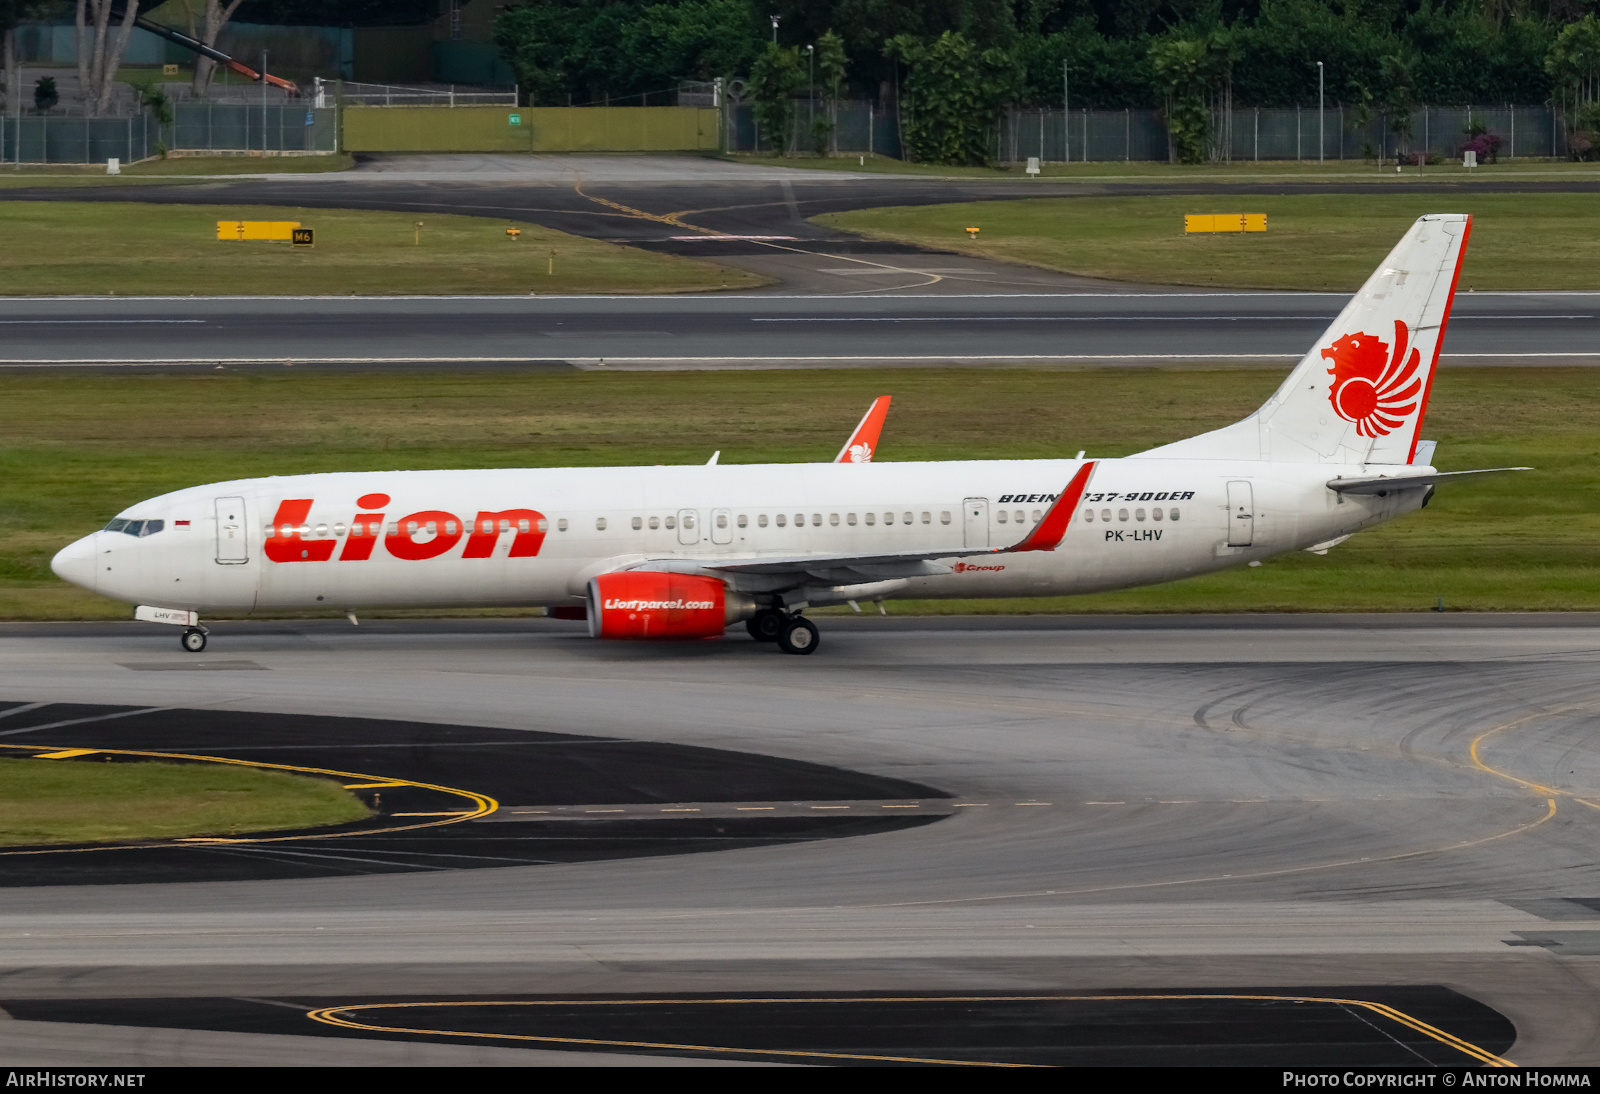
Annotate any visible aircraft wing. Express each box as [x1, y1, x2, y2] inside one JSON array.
[[834, 396, 891, 463], [627, 462, 1097, 585], [1327, 467, 1531, 494]]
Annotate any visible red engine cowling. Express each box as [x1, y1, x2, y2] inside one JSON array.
[[586, 572, 746, 640]]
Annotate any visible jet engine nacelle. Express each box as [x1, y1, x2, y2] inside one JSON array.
[[586, 572, 752, 640]]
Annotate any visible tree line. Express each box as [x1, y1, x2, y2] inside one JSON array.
[[492, 0, 1600, 163]]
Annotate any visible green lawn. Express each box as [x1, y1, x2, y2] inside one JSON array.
[[0, 201, 765, 295], [0, 365, 1591, 619], [0, 756, 371, 846], [816, 192, 1600, 291]]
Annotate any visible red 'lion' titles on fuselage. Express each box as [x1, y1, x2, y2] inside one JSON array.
[[266, 494, 549, 563]]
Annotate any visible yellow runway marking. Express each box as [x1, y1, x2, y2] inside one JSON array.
[[32, 749, 99, 759], [390, 812, 475, 817], [343, 780, 409, 789], [303, 992, 1512, 1068], [0, 743, 497, 855]]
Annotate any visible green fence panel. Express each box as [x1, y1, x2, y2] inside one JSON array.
[[342, 105, 722, 153]]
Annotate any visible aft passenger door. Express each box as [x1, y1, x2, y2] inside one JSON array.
[[215, 496, 248, 564], [963, 497, 989, 549], [1226, 481, 1254, 546], [677, 509, 700, 546]]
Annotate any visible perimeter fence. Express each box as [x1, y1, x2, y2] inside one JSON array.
[[726, 99, 1573, 162], [0, 103, 338, 164]]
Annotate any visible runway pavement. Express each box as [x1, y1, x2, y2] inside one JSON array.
[[0, 290, 1594, 367], [4, 615, 1600, 1064]]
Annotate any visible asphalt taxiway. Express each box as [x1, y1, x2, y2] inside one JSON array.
[[3, 615, 1600, 1065], [0, 290, 1594, 368]]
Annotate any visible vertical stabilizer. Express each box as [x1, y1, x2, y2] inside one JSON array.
[[1137, 214, 1471, 465]]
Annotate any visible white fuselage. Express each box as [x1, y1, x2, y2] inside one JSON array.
[[54, 457, 1424, 615]]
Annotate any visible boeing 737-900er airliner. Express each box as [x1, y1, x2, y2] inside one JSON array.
[[52, 214, 1525, 655]]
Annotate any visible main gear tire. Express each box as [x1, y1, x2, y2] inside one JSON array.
[[776, 616, 820, 655], [180, 628, 207, 653], [746, 609, 785, 642]]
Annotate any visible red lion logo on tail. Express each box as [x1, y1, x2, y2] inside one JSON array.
[[1321, 319, 1423, 438]]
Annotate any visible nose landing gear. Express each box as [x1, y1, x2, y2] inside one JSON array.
[[180, 627, 208, 653]]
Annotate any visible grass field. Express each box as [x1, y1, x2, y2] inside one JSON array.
[[0, 201, 765, 295], [0, 366, 1591, 620], [0, 757, 371, 846], [817, 192, 1600, 291]]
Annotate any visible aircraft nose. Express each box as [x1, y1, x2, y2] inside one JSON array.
[[51, 534, 98, 592]]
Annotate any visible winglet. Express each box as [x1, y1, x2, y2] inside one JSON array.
[[1005, 462, 1096, 553], [835, 396, 891, 463]]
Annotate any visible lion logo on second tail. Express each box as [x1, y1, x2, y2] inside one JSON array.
[[1320, 319, 1424, 438]]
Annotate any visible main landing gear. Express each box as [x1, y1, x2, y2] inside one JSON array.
[[747, 608, 820, 655], [180, 627, 208, 653]]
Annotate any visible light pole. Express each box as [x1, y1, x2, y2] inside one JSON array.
[[770, 15, 779, 44], [1063, 59, 1069, 165], [1317, 61, 1324, 165], [805, 44, 814, 145]]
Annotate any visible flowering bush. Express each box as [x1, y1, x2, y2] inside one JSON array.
[[1460, 132, 1502, 164]]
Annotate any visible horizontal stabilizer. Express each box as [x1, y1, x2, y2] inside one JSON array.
[[1327, 467, 1531, 495]]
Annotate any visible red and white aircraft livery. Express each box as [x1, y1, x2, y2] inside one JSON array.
[[52, 214, 1523, 655]]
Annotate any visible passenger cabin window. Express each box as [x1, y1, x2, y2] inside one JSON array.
[[334, 522, 347, 536], [557, 519, 569, 532], [738, 514, 748, 528], [997, 511, 1008, 524], [847, 513, 857, 526], [632, 516, 643, 530], [649, 515, 660, 530], [776, 514, 787, 527], [904, 512, 913, 524], [921, 512, 930, 524], [1170, 509, 1181, 521], [1135, 509, 1146, 521], [939, 511, 952, 525], [812, 513, 821, 526], [864, 512, 875, 526], [717, 514, 728, 529], [1118, 509, 1129, 522], [758, 514, 768, 528], [794, 513, 804, 527], [1153, 508, 1163, 521], [596, 517, 607, 531], [1032, 510, 1041, 523], [1101, 509, 1111, 522], [1084, 509, 1095, 521], [884, 512, 895, 525], [665, 515, 677, 529]]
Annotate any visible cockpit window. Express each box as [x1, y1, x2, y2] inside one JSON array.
[[104, 519, 163, 537]]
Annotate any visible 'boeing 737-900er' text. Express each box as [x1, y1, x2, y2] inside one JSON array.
[[52, 215, 1525, 655]]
